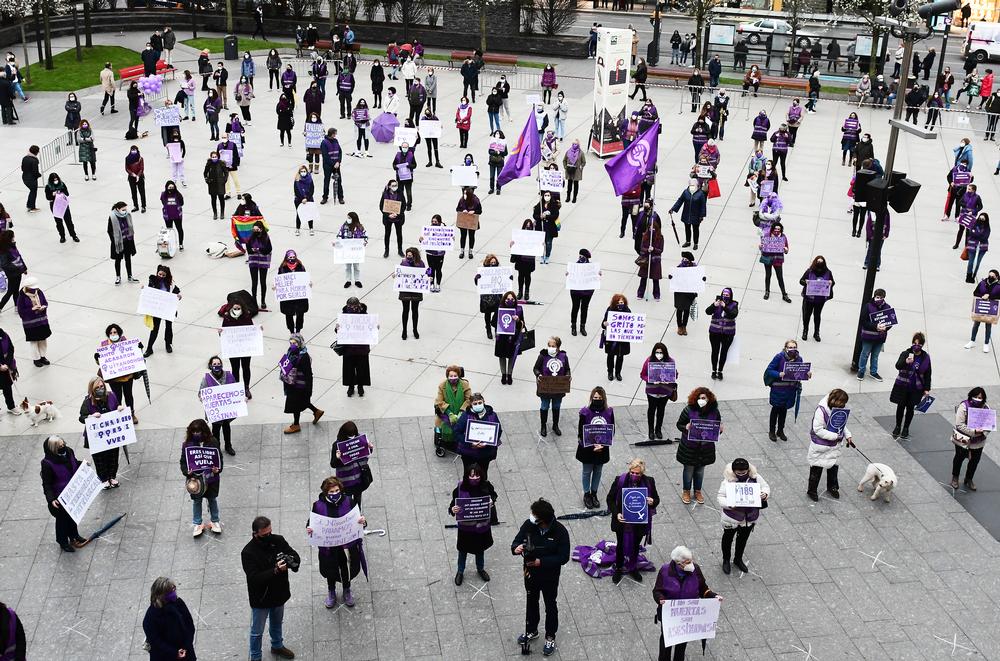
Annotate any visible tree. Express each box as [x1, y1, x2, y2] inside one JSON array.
[[835, 0, 919, 76], [534, 0, 575, 36], [684, 0, 722, 69], [0, 0, 35, 80], [466, 0, 508, 52], [785, 0, 810, 64]]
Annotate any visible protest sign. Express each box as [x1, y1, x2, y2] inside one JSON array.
[[476, 267, 512, 295], [220, 325, 264, 358], [394, 126, 418, 147], [394, 265, 430, 293], [647, 362, 677, 383], [622, 487, 649, 524], [337, 434, 372, 463], [668, 265, 706, 294], [466, 419, 500, 446], [688, 418, 720, 442], [274, 271, 311, 302], [582, 423, 614, 446], [96, 339, 146, 380], [805, 279, 832, 297], [166, 142, 184, 163], [566, 262, 601, 291], [496, 307, 517, 335], [953, 169, 972, 186], [916, 394, 936, 413], [58, 462, 103, 524], [967, 406, 997, 431], [86, 407, 137, 454], [488, 138, 507, 153], [759, 180, 774, 198], [958, 211, 976, 229], [137, 287, 179, 320], [52, 194, 69, 219], [308, 505, 365, 547], [539, 169, 564, 192], [725, 481, 762, 508], [696, 164, 712, 178], [451, 165, 479, 187], [418, 119, 442, 139], [661, 599, 721, 648], [337, 314, 379, 345], [971, 298, 999, 324], [304, 122, 325, 148], [199, 382, 248, 423], [870, 306, 898, 327], [827, 408, 850, 434], [219, 148, 234, 168], [526, 94, 541, 106], [395, 162, 412, 180], [606, 311, 646, 343], [184, 445, 222, 473], [382, 198, 402, 215], [760, 236, 786, 254], [153, 105, 181, 127], [783, 362, 811, 381], [510, 229, 545, 257], [333, 238, 367, 264], [0, 272, 7, 295], [456, 495, 492, 522], [456, 211, 480, 229], [297, 201, 320, 225], [420, 225, 456, 250], [537, 375, 572, 395]]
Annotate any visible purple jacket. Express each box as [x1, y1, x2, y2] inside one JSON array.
[[865, 210, 890, 241], [281, 69, 297, 88], [751, 114, 770, 141], [541, 68, 557, 88], [706, 289, 738, 335], [245, 233, 272, 269], [160, 190, 183, 221], [967, 220, 990, 253], [842, 117, 861, 141], [974, 278, 1000, 299], [16, 289, 48, 330], [392, 150, 417, 180]]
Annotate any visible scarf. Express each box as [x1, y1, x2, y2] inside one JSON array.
[[22, 288, 40, 309], [110, 210, 132, 254], [443, 381, 465, 416], [566, 143, 581, 166]]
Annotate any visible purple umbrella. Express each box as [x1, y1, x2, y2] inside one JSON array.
[[371, 112, 399, 143]]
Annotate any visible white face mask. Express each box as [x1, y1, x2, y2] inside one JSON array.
[[682, 562, 695, 572], [688, 185, 698, 193], [109, 334, 120, 342], [547, 347, 558, 356], [230, 309, 241, 318], [654, 352, 664, 360], [529, 514, 538, 525], [697, 397, 708, 408]]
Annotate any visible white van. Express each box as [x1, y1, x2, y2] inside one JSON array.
[[965, 22, 1000, 63]]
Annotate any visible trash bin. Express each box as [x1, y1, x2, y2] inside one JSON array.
[[224, 34, 238, 61]]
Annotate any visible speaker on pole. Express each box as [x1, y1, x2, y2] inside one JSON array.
[[887, 178, 921, 213]]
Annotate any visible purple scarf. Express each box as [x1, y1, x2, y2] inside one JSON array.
[[616, 473, 654, 572], [565, 143, 581, 167]]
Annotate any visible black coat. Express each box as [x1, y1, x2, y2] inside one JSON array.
[[240, 534, 300, 608], [606, 473, 660, 533], [509, 519, 571, 582], [448, 480, 499, 553], [142, 599, 196, 661]]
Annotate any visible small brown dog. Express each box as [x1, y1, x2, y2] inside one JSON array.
[[20, 397, 60, 426]]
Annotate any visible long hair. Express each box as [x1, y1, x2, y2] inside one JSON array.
[[185, 419, 212, 442], [149, 577, 177, 608], [686, 386, 717, 408], [649, 342, 670, 361], [337, 421, 359, 442]]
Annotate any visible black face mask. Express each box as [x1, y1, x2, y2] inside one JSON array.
[[591, 400, 605, 411]]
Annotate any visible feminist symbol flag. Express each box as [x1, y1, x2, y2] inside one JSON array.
[[497, 112, 541, 188], [605, 120, 659, 196]]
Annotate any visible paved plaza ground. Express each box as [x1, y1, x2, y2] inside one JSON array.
[[0, 30, 999, 660]]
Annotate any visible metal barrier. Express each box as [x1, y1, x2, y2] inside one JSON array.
[[38, 130, 79, 173]]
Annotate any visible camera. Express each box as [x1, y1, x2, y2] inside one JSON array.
[[275, 552, 299, 571]]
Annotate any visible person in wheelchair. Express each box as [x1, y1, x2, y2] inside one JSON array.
[[434, 364, 471, 456]]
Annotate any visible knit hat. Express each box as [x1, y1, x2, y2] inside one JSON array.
[[732, 458, 750, 472]]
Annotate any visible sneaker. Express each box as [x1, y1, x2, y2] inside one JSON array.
[[210, 522, 222, 534], [543, 639, 556, 656], [517, 632, 539, 645], [309, 228, 315, 236], [856, 371, 865, 381], [870, 373, 883, 382], [965, 480, 977, 491], [985, 344, 992, 353], [192, 524, 203, 537], [343, 589, 355, 607], [284, 424, 301, 434], [7, 407, 21, 416], [965, 341, 976, 349], [324, 590, 337, 608], [295, 229, 300, 236]]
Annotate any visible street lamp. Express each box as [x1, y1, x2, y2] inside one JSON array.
[[646, 0, 664, 66]]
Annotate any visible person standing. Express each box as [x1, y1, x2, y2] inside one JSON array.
[[160, 180, 185, 250], [292, 166, 314, 237], [568, 248, 596, 336], [552, 91, 569, 140], [181, 419, 223, 537], [0, 325, 19, 415], [331, 421, 374, 503], [143, 577, 196, 661], [807, 388, 854, 501], [675, 387, 721, 504], [511, 218, 538, 301], [653, 546, 722, 660], [966, 269, 1000, 351], [241, 516, 298, 661], [631, 58, 648, 101], [533, 336, 570, 437], [20, 145, 40, 212], [16, 276, 50, 367], [307, 477, 367, 609], [243, 220, 271, 311], [434, 365, 471, 449], [80, 376, 124, 487], [335, 213, 367, 289], [392, 142, 418, 210], [380, 180, 406, 258], [669, 251, 702, 335], [395, 246, 427, 340], [199, 357, 238, 455], [44, 173, 81, 243], [219, 299, 255, 399], [577, 387, 613, 509], [107, 202, 138, 284], [455, 392, 502, 480], [320, 128, 344, 205], [144, 265, 180, 356], [717, 458, 769, 574], [562, 139, 585, 203], [122, 146, 146, 212], [0, 600, 27, 660], [511, 499, 571, 657], [40, 435, 88, 552], [532, 191, 560, 264], [857, 288, 891, 381], [890, 331, 932, 440], [965, 213, 991, 283], [455, 97, 472, 149], [276, 250, 309, 332], [275, 91, 294, 147], [950, 387, 990, 491], [281, 333, 323, 434], [94, 324, 142, 418], [449, 463, 497, 585], [636, 218, 664, 302], [606, 459, 660, 583], [493, 291, 524, 383], [764, 339, 807, 442], [759, 222, 791, 302], [669, 179, 707, 251], [460, 57, 479, 102], [213, 61, 229, 109], [601, 294, 631, 381], [800, 255, 834, 342], [99, 61, 117, 115], [706, 287, 738, 380]]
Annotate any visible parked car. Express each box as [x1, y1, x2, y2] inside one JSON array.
[[738, 19, 816, 47], [966, 21, 1000, 63]]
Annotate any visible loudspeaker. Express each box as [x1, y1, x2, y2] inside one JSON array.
[[888, 178, 921, 213], [865, 171, 914, 213], [853, 169, 878, 204]]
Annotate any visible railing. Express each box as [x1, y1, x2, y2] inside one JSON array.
[[38, 130, 80, 173]]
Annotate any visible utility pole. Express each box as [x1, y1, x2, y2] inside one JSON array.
[[934, 14, 952, 83], [646, 0, 662, 66]]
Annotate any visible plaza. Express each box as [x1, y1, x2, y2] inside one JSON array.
[[0, 24, 999, 660]]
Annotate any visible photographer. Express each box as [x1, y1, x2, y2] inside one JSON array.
[[511, 499, 570, 657], [241, 516, 299, 661]]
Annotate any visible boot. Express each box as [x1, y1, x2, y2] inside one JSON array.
[[648, 424, 655, 441], [807, 469, 821, 501], [580, 325, 587, 336], [733, 558, 749, 573], [694, 490, 704, 504], [343, 588, 355, 607], [284, 424, 301, 434], [539, 409, 548, 437], [225, 442, 236, 456], [486, 325, 493, 340], [571, 323, 577, 336], [899, 426, 910, 440], [324, 589, 337, 608], [681, 489, 691, 504], [552, 408, 562, 436]]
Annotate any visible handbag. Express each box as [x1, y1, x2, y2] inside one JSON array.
[[961, 247, 969, 261], [359, 463, 374, 490], [185, 474, 206, 497], [519, 329, 536, 354], [707, 178, 721, 199], [330, 341, 346, 356]]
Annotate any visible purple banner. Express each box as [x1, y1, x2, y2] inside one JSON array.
[[337, 434, 371, 464], [688, 419, 720, 442], [760, 236, 785, 254], [496, 308, 517, 335], [185, 446, 221, 473], [278, 354, 293, 377], [826, 408, 850, 434], [783, 362, 811, 381], [916, 395, 935, 413], [621, 487, 648, 524], [952, 169, 972, 186], [870, 306, 897, 327], [973, 299, 999, 317], [958, 211, 976, 229], [805, 279, 831, 297], [582, 423, 615, 447], [647, 362, 676, 383], [456, 495, 492, 522], [759, 180, 774, 198]]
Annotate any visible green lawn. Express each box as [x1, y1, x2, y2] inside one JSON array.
[[181, 37, 296, 53], [23, 45, 140, 92]]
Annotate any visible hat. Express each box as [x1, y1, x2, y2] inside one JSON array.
[[22, 275, 38, 290], [579, 248, 591, 259], [732, 458, 750, 471]]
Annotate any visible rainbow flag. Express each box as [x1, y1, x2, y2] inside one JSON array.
[[231, 215, 267, 243]]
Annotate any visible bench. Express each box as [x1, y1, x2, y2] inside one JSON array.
[[301, 40, 361, 59], [118, 60, 176, 89], [448, 51, 519, 72], [758, 75, 809, 94], [646, 67, 693, 86]]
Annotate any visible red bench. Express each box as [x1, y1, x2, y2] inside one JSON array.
[[303, 40, 362, 58], [448, 50, 518, 72], [117, 60, 176, 89]]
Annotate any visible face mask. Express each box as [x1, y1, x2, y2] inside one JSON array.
[[168, 186, 175, 192], [971, 397, 985, 407], [786, 349, 798, 359], [471, 403, 485, 414], [468, 476, 481, 485], [211, 157, 219, 162], [629, 472, 641, 483], [697, 397, 708, 408], [326, 492, 343, 503], [911, 344, 922, 353], [289, 343, 299, 352], [230, 309, 242, 318], [591, 399, 605, 411], [191, 432, 202, 441], [130, 148, 138, 154], [448, 376, 459, 385], [406, 256, 414, 265], [655, 352, 664, 360], [735, 472, 750, 482], [390, 185, 398, 191], [547, 347, 558, 357], [211, 364, 223, 374], [109, 334, 120, 342], [95, 387, 106, 397], [529, 514, 538, 525], [288, 257, 297, 264], [300, 170, 308, 177], [57, 447, 67, 456], [53, 179, 59, 184], [682, 562, 695, 572], [164, 590, 178, 603]]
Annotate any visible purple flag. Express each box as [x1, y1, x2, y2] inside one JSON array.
[[605, 120, 659, 196], [497, 112, 541, 187]]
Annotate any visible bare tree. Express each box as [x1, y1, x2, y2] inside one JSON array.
[[685, 0, 722, 69], [534, 0, 575, 36], [0, 0, 35, 80], [466, 0, 509, 52], [834, 0, 919, 76]]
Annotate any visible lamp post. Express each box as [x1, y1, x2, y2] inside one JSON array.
[[646, 0, 662, 66]]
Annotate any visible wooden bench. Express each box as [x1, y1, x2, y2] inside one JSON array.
[[117, 60, 176, 89], [448, 50, 518, 72], [645, 67, 693, 86], [302, 40, 361, 58]]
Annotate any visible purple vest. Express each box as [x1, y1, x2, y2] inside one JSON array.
[[456, 482, 491, 534], [860, 301, 889, 342], [771, 131, 789, 153], [894, 352, 930, 391], [787, 104, 803, 124], [313, 495, 356, 555], [708, 301, 737, 335], [842, 117, 860, 140], [809, 405, 841, 447], [579, 407, 614, 427], [43, 453, 79, 497], [669, 563, 702, 599], [722, 476, 760, 523], [246, 234, 271, 269], [161, 193, 182, 221], [803, 270, 832, 303]]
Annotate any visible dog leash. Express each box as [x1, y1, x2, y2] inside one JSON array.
[[851, 443, 874, 464]]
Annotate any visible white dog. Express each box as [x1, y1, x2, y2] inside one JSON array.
[[857, 462, 898, 503], [20, 398, 60, 427]]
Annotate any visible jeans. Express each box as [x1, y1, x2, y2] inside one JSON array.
[[857, 340, 883, 376], [682, 464, 705, 491], [488, 111, 500, 132], [554, 116, 565, 139], [967, 245, 987, 279], [539, 396, 562, 411], [581, 463, 603, 493], [182, 95, 195, 119], [23, 176, 37, 209], [344, 263, 361, 282], [805, 91, 818, 111], [192, 495, 219, 525], [249, 605, 284, 660], [457, 550, 485, 573], [52, 505, 80, 548], [489, 163, 502, 191], [971, 320, 993, 344]]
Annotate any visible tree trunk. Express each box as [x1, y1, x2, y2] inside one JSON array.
[[868, 26, 879, 77], [19, 18, 31, 85], [42, 0, 53, 70], [480, 5, 487, 53], [84, 1, 93, 48], [226, 0, 234, 33], [329, 0, 336, 29]]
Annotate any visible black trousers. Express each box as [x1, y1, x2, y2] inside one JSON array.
[[339, 93, 352, 117], [808, 464, 839, 494], [109, 378, 135, 411], [0, 271, 21, 310], [769, 405, 788, 434], [322, 166, 343, 202], [483, 309, 497, 331], [209, 192, 225, 217], [325, 548, 352, 590], [398, 179, 413, 209], [721, 523, 753, 561], [113, 253, 133, 278], [904, 107, 919, 124], [0, 381, 12, 410], [987, 114, 999, 140], [401, 299, 420, 331], [240, 105, 251, 121], [52, 505, 80, 547], [129, 174, 147, 209], [459, 228, 477, 250], [428, 254, 444, 284], [773, 151, 787, 179], [895, 401, 915, 430], [524, 575, 559, 638], [212, 420, 232, 448], [802, 299, 825, 334], [570, 292, 592, 327], [683, 223, 700, 246], [269, 69, 280, 89], [658, 638, 687, 661], [23, 175, 37, 209], [148, 317, 172, 349], [285, 310, 305, 333], [517, 272, 532, 299], [566, 180, 579, 202], [128, 109, 139, 136], [606, 353, 624, 376], [408, 102, 423, 125], [788, 125, 798, 146], [165, 217, 184, 246], [647, 395, 667, 432], [952, 445, 983, 482], [709, 333, 734, 371], [279, 128, 291, 144], [425, 139, 440, 165], [463, 82, 477, 101], [230, 356, 251, 393], [763, 263, 786, 294], [383, 219, 403, 253], [101, 90, 115, 111], [620, 207, 635, 236], [459, 129, 469, 148], [250, 267, 268, 306], [851, 205, 866, 235], [676, 303, 691, 328], [614, 528, 643, 569]]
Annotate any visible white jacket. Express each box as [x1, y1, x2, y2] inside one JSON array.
[[401, 60, 417, 80], [384, 94, 400, 116], [807, 396, 852, 469], [716, 462, 770, 528]]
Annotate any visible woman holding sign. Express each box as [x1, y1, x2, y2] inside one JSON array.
[[144, 266, 181, 357], [675, 387, 721, 504], [640, 343, 677, 441], [577, 387, 614, 510], [277, 250, 309, 333], [199, 356, 238, 456], [219, 300, 255, 399], [80, 376, 124, 489], [307, 477, 367, 609], [799, 256, 834, 342], [292, 166, 315, 237], [160, 180, 185, 250], [601, 294, 632, 382], [456, 187, 483, 262], [763, 340, 808, 443], [392, 143, 418, 211], [717, 458, 769, 575], [967, 270, 1000, 351], [94, 324, 142, 421], [396, 246, 428, 340], [532, 192, 560, 265], [282, 333, 323, 434], [180, 419, 223, 537], [449, 463, 498, 585], [44, 173, 79, 243], [653, 546, 721, 660], [951, 387, 991, 490], [40, 435, 87, 552], [964, 212, 991, 283], [494, 291, 524, 384], [759, 223, 790, 302], [380, 180, 406, 259], [331, 421, 374, 505], [533, 336, 570, 437], [890, 332, 932, 441], [807, 388, 854, 501], [607, 458, 660, 584], [455, 393, 502, 480], [706, 288, 738, 381], [16, 276, 51, 367], [511, 218, 538, 301]]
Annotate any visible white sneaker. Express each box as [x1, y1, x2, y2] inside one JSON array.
[[985, 344, 991, 353], [309, 229, 315, 236], [7, 407, 22, 415], [295, 229, 300, 236], [192, 524, 204, 537], [210, 522, 222, 534], [964, 341, 976, 349]]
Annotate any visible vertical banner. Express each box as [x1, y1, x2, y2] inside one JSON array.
[[590, 28, 632, 158]]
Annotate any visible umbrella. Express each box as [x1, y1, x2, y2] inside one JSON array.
[[371, 112, 399, 143], [557, 510, 609, 520], [80, 512, 127, 546]]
